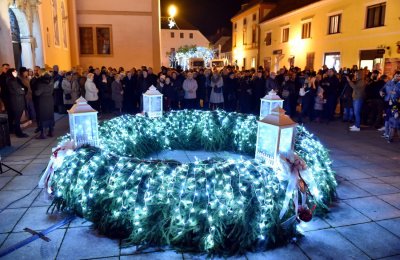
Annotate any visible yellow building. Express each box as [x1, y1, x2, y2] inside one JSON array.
[[255, 0, 400, 75], [0, 0, 161, 71], [231, 1, 276, 70]]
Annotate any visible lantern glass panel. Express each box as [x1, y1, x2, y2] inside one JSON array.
[[150, 96, 162, 112], [260, 100, 271, 118], [257, 124, 279, 162], [74, 115, 95, 146], [143, 96, 150, 112], [279, 127, 294, 157]]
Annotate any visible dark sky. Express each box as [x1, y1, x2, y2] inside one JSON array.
[[160, 0, 245, 36]]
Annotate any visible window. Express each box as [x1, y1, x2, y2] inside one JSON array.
[[265, 32, 272, 46], [51, 0, 60, 47], [251, 57, 256, 68], [189, 33, 193, 39], [79, 25, 112, 55], [324, 52, 341, 72], [252, 27, 256, 44], [233, 32, 237, 47], [306, 52, 315, 70], [328, 14, 341, 34], [253, 13, 257, 21], [61, 1, 68, 48], [282, 27, 289, 43], [301, 22, 311, 39], [366, 3, 386, 28], [243, 29, 247, 45], [170, 48, 175, 52], [171, 32, 175, 38], [243, 18, 247, 26], [243, 57, 246, 69], [234, 23, 237, 30], [180, 32, 184, 38]]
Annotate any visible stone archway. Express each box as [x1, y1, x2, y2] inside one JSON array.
[[7, 0, 43, 69]]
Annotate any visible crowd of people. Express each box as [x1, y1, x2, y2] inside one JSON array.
[[0, 62, 399, 142]]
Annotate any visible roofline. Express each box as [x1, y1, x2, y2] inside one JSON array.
[[231, 3, 275, 22], [259, 0, 333, 25]]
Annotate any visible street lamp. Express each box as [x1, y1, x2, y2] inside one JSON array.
[[168, 5, 177, 17], [167, 5, 178, 29]]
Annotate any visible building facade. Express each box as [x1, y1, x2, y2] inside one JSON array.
[[231, 1, 276, 70], [0, 0, 161, 71], [160, 18, 209, 67], [257, 0, 400, 74]]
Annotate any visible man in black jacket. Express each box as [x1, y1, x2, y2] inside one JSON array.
[[6, 68, 28, 138], [321, 69, 340, 122]]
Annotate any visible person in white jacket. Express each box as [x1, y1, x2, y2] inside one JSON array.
[[85, 73, 99, 110], [182, 72, 198, 109]]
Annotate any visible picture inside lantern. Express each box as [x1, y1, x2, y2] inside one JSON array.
[[255, 107, 297, 167]]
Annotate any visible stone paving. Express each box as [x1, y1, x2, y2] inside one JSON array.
[[0, 115, 400, 259]]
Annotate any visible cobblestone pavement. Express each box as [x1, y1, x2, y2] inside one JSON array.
[[0, 114, 400, 260]]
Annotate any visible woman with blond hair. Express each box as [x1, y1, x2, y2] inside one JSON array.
[[85, 72, 99, 111]]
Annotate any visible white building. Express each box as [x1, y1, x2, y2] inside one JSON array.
[[160, 17, 209, 68]]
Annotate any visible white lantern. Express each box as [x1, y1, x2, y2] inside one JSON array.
[[255, 107, 297, 167], [143, 85, 163, 118], [68, 97, 99, 148], [260, 90, 283, 118]]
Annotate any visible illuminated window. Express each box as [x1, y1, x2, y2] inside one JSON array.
[[265, 32, 272, 46], [301, 22, 311, 39], [366, 3, 386, 28], [328, 14, 341, 34], [171, 32, 175, 38], [79, 25, 112, 55], [282, 27, 289, 43], [252, 27, 256, 44]]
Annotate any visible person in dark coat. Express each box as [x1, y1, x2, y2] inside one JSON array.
[[137, 70, 153, 111], [122, 70, 137, 113], [6, 68, 28, 138], [223, 72, 238, 112], [238, 71, 252, 114], [52, 65, 65, 114], [162, 76, 179, 111], [196, 69, 206, 109], [34, 72, 55, 138], [0, 63, 12, 130], [279, 74, 296, 116], [252, 70, 266, 114], [320, 69, 340, 122]]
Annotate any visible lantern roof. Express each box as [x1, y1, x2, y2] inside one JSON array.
[[259, 107, 297, 126], [68, 96, 98, 114], [261, 89, 282, 101], [144, 85, 162, 96]]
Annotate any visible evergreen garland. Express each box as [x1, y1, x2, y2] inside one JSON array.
[[49, 110, 336, 256]]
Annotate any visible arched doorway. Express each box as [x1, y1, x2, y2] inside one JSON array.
[[7, 1, 43, 69], [9, 8, 22, 69]]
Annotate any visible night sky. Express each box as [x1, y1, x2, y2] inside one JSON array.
[[160, 0, 245, 37]]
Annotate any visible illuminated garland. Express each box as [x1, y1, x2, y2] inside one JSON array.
[[49, 110, 336, 255]]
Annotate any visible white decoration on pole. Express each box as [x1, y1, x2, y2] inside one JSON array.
[[68, 96, 99, 148], [260, 90, 284, 118], [143, 85, 163, 118]]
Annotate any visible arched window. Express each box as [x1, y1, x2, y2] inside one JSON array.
[[52, 0, 60, 46], [61, 1, 68, 48]]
